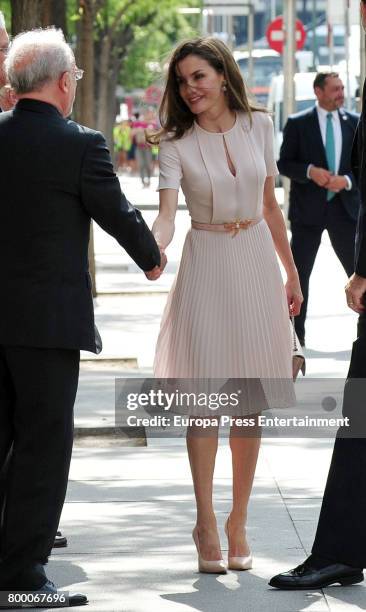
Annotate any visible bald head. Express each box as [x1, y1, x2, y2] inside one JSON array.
[[6, 28, 74, 94], [5, 27, 78, 117], [0, 11, 9, 89]]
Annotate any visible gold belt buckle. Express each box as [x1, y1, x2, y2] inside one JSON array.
[[224, 218, 252, 237]]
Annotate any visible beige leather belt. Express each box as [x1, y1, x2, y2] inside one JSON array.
[[191, 217, 263, 238]]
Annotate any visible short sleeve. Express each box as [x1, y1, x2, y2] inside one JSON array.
[[157, 137, 183, 190], [264, 115, 279, 177]]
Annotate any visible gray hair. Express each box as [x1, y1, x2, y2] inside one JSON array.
[[0, 11, 5, 30], [5, 27, 75, 94]]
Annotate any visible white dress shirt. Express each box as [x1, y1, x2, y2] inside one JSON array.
[[307, 103, 352, 190]]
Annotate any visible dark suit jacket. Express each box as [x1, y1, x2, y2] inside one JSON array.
[[352, 82, 366, 277], [0, 98, 160, 353], [277, 106, 360, 226]]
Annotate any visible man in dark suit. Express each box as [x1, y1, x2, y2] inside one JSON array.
[[269, 1, 366, 590], [278, 73, 360, 346], [0, 13, 67, 556], [0, 27, 162, 605], [1, 12, 68, 555]]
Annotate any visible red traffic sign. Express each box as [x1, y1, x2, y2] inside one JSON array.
[[266, 16, 306, 54]]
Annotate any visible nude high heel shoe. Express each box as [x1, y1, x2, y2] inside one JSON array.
[[192, 527, 227, 574], [225, 517, 253, 571]]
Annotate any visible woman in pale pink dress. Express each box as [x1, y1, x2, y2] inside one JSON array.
[[149, 38, 303, 574]]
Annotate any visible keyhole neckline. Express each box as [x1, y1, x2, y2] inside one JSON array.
[[194, 113, 237, 135], [222, 135, 237, 177]]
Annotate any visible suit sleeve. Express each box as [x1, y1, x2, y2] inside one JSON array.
[[342, 115, 360, 193], [354, 119, 366, 277], [80, 131, 160, 271], [351, 121, 361, 186], [355, 206, 366, 277], [277, 117, 310, 183]]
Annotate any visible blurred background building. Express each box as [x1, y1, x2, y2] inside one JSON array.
[[205, 0, 327, 48]]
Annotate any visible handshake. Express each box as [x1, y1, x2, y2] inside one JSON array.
[[309, 166, 349, 192], [144, 246, 167, 281]]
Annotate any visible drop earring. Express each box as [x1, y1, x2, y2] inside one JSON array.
[[222, 81, 227, 92]]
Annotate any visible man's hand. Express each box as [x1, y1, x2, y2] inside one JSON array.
[[144, 249, 167, 281], [0, 85, 17, 111], [145, 266, 161, 281], [309, 166, 332, 187], [345, 273, 366, 313], [326, 175, 348, 193]]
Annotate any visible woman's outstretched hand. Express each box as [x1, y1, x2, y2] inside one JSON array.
[[285, 274, 303, 316]]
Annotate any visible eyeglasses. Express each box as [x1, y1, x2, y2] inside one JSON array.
[[74, 67, 84, 81]]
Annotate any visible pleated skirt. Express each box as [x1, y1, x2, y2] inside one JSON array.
[[153, 220, 295, 414]]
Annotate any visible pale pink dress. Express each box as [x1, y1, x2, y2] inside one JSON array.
[[153, 111, 294, 411]]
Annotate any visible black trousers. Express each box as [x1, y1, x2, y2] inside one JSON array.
[[312, 313, 366, 568], [291, 195, 356, 342], [0, 346, 79, 589]]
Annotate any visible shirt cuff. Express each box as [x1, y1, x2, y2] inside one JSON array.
[[344, 175, 352, 191], [306, 164, 314, 179]]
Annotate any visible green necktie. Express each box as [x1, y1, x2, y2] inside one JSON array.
[[325, 112, 336, 201]]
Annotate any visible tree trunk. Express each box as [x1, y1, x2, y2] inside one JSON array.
[[11, 0, 42, 34], [96, 34, 111, 137], [41, 0, 68, 36], [75, 0, 95, 128], [75, 1, 97, 295], [105, 50, 124, 157], [97, 27, 134, 153]]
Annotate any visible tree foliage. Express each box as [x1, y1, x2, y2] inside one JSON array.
[[120, 5, 200, 91], [0, 1, 12, 27]]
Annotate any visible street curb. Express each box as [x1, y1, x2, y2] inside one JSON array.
[[128, 204, 186, 210], [74, 426, 147, 446], [93, 290, 169, 297], [80, 357, 138, 366]]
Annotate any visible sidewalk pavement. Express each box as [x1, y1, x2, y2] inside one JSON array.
[[51, 438, 364, 612], [47, 176, 363, 611]]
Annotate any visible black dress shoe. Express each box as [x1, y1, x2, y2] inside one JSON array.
[[0, 580, 88, 609], [269, 560, 364, 590], [53, 530, 68, 548]]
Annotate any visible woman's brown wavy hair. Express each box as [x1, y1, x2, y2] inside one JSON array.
[[148, 37, 267, 144]]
